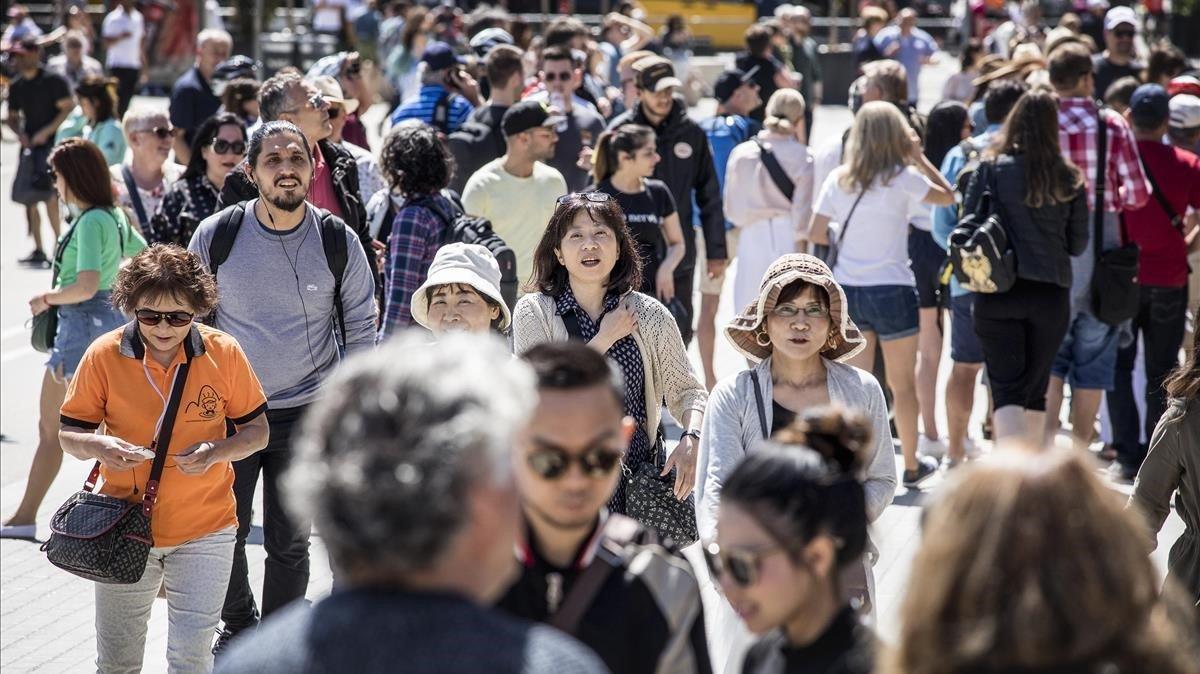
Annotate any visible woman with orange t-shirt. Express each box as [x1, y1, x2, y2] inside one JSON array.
[[59, 245, 269, 673]]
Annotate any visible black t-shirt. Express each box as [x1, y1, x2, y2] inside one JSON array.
[[8, 68, 72, 138], [169, 66, 222, 145], [1092, 54, 1145, 101], [735, 53, 782, 122], [595, 178, 677, 294]]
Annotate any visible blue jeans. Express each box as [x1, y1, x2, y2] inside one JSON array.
[[841, 285, 920, 341], [1051, 310, 1121, 391], [46, 292, 125, 378]]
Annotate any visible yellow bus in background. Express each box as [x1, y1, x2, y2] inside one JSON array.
[[638, 0, 757, 51]]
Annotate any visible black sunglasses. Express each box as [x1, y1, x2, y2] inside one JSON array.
[[557, 191, 612, 205], [211, 138, 246, 155], [543, 71, 573, 82], [527, 446, 623, 480], [139, 126, 173, 139], [135, 309, 195, 327], [703, 542, 786, 588]]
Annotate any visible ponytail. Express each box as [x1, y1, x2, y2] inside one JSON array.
[[591, 123, 656, 184]]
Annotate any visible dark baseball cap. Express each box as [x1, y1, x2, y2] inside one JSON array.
[[5, 37, 39, 55], [421, 41, 468, 71], [1129, 83, 1170, 127], [502, 99, 566, 137], [714, 66, 760, 103], [635, 56, 683, 93]]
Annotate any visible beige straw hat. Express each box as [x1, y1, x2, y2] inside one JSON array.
[[725, 254, 866, 363]]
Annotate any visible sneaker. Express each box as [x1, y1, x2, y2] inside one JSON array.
[[212, 628, 236, 657], [1107, 461, 1137, 484], [918, 436, 948, 462], [964, 437, 983, 460], [17, 249, 48, 267], [0, 523, 36, 539], [903, 456, 940, 489]]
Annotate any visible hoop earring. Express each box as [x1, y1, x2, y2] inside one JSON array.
[[826, 333, 838, 350], [755, 331, 771, 347]]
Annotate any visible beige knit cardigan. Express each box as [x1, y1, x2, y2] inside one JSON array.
[[513, 291, 709, 435]]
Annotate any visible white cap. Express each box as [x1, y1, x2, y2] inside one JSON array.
[[1086, 0, 1110, 10], [410, 243, 511, 331], [1169, 94, 1200, 130], [1104, 6, 1137, 31]]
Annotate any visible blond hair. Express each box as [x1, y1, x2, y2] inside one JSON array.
[[863, 59, 908, 104], [840, 101, 911, 192], [763, 89, 806, 135], [887, 449, 1198, 674]]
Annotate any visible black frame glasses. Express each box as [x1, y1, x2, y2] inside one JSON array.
[[210, 138, 246, 155], [527, 447, 624, 480], [135, 309, 195, 327], [557, 191, 612, 205], [703, 542, 787, 588]]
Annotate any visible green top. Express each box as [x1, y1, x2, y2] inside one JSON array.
[[87, 118, 127, 166], [55, 206, 147, 290]]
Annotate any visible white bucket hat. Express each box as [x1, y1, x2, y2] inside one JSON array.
[[411, 243, 511, 331]]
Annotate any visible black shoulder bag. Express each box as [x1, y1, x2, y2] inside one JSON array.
[[754, 137, 795, 202], [42, 355, 192, 584], [1089, 109, 1140, 326]]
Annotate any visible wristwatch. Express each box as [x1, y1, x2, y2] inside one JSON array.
[[681, 429, 701, 442]]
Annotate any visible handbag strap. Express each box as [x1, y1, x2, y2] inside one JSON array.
[[1093, 108, 1108, 262], [749, 369, 768, 440], [50, 207, 124, 289], [121, 164, 150, 230], [754, 137, 795, 202], [1138, 155, 1184, 232], [834, 189, 867, 250]]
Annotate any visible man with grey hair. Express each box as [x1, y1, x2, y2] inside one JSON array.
[[170, 28, 233, 163], [215, 333, 606, 674]]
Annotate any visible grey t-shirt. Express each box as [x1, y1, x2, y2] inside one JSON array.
[[188, 200, 377, 409], [549, 101, 607, 192]]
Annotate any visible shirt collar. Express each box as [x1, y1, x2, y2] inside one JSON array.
[[1059, 97, 1097, 112], [553, 285, 620, 317], [119, 321, 206, 361], [515, 512, 607, 571]]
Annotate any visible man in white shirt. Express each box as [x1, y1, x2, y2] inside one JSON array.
[[101, 0, 145, 116]]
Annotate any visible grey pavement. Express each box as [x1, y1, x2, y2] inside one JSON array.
[[0, 57, 1187, 673]]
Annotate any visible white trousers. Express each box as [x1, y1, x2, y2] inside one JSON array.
[[733, 216, 798, 311]]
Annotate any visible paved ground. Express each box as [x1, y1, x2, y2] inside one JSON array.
[[0, 57, 1187, 672]]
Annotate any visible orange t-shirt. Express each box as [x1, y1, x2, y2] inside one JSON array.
[[61, 322, 267, 547]]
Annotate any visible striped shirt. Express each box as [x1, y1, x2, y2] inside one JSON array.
[[389, 84, 473, 133], [1058, 97, 1151, 214]]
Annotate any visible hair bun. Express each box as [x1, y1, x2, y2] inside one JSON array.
[[775, 406, 870, 474]]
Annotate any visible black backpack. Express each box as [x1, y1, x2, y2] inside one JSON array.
[[952, 137, 985, 216], [948, 161, 1016, 294], [413, 196, 519, 310], [207, 203, 349, 346], [446, 121, 507, 193]]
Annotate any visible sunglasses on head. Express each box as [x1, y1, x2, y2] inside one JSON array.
[[135, 309, 195, 327], [543, 71, 572, 82], [557, 191, 612, 205], [703, 542, 786, 588], [139, 126, 173, 139], [527, 446, 623, 480], [211, 138, 246, 155]]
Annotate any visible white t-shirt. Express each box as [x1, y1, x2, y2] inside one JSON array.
[[815, 165, 933, 287], [312, 0, 350, 33], [101, 6, 144, 69]]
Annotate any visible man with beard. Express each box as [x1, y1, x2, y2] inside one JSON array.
[[497, 342, 711, 674], [188, 121, 378, 654]]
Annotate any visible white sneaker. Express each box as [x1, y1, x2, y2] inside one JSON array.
[[0, 524, 36, 539], [964, 437, 983, 460], [918, 436, 948, 462]]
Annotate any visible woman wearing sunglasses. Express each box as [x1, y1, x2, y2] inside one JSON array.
[[2, 138, 147, 540], [58, 244, 269, 672], [110, 108, 183, 237], [149, 112, 247, 247], [512, 192, 707, 515], [707, 408, 876, 674]]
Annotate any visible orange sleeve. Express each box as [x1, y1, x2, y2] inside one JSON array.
[[220, 337, 268, 425], [60, 344, 110, 430]]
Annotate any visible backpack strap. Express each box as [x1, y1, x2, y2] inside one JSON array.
[[317, 210, 349, 348], [548, 515, 640, 636], [754, 137, 795, 202], [432, 92, 452, 134], [120, 164, 149, 230], [1093, 108, 1108, 263], [207, 204, 247, 278]]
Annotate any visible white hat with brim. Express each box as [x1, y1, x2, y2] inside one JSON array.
[[410, 242, 511, 332], [310, 75, 360, 115]]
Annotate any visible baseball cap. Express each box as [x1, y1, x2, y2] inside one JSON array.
[[1104, 6, 1137, 31], [714, 66, 759, 103], [469, 28, 514, 57], [1128, 84, 1170, 127], [502, 99, 566, 136], [1086, 0, 1110, 10], [5, 37, 38, 55], [421, 41, 468, 71], [1167, 75, 1200, 99], [311, 75, 359, 115], [634, 57, 683, 93], [1169, 94, 1200, 130]]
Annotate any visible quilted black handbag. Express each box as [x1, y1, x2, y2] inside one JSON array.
[[42, 356, 192, 584], [625, 434, 698, 547]]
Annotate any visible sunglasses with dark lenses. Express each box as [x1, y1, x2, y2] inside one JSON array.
[[703, 542, 785, 588], [557, 191, 613, 205], [345, 64, 362, 78], [140, 126, 173, 139], [543, 71, 573, 82], [211, 139, 246, 155], [135, 309, 195, 327], [527, 446, 624, 480]]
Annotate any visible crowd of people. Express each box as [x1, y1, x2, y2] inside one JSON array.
[[2, 0, 1200, 673]]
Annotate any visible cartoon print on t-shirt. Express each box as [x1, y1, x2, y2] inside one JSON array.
[[185, 385, 224, 420]]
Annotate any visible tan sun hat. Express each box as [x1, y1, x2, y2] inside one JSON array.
[[725, 254, 865, 363]]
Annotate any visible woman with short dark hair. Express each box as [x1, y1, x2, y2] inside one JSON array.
[[512, 192, 708, 515], [2, 138, 147, 540], [378, 121, 458, 337], [149, 113, 247, 246], [59, 244, 269, 672]]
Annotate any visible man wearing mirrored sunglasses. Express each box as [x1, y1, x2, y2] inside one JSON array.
[[497, 342, 712, 674]]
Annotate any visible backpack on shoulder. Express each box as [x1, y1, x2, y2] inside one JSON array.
[[207, 203, 350, 346], [414, 196, 518, 310], [948, 161, 1017, 294]]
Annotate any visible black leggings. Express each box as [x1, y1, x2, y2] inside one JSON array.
[[973, 278, 1070, 411]]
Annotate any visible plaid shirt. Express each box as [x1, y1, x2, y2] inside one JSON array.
[[1058, 98, 1151, 214], [379, 194, 452, 338]]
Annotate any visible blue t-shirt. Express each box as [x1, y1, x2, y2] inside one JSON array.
[[695, 114, 761, 230], [389, 83, 473, 134], [874, 26, 937, 102]]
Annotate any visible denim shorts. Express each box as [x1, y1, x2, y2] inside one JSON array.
[[1050, 310, 1120, 391], [841, 284, 920, 341], [949, 293, 984, 364], [47, 292, 126, 379]]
